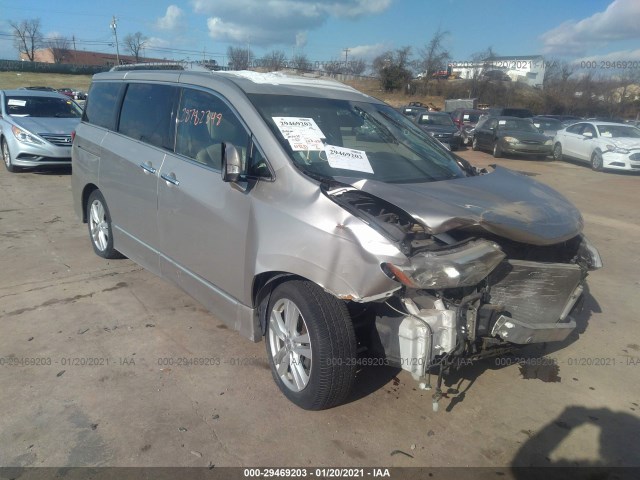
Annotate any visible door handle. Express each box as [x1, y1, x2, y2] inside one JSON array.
[[160, 172, 180, 186], [139, 162, 156, 174]]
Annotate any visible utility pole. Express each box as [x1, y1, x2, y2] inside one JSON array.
[[72, 35, 77, 51], [343, 47, 350, 67], [110, 16, 120, 65]]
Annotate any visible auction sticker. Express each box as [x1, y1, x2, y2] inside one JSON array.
[[273, 117, 325, 150], [325, 145, 373, 173]]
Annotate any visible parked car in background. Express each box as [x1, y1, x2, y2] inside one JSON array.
[[71, 68, 600, 410], [472, 116, 553, 159], [413, 111, 462, 150], [532, 116, 564, 137], [537, 114, 583, 127], [73, 90, 87, 100], [450, 108, 484, 146], [0, 89, 82, 172], [399, 104, 428, 119], [483, 107, 534, 119], [57, 87, 75, 98], [553, 121, 640, 172]]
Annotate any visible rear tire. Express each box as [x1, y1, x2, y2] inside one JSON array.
[[265, 280, 357, 410], [86, 190, 124, 259]]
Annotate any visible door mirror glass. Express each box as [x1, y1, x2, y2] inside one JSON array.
[[583, 131, 593, 138]]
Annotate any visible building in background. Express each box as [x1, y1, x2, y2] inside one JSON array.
[[450, 55, 546, 89]]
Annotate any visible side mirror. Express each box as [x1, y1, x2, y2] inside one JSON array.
[[582, 131, 593, 138], [221, 143, 243, 183]]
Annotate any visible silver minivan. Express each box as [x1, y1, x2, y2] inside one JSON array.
[[72, 68, 601, 410]]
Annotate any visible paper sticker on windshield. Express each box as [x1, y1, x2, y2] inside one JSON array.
[[288, 135, 324, 151], [273, 117, 325, 138], [498, 120, 506, 125], [601, 131, 612, 138], [325, 145, 373, 174], [8, 99, 26, 107]]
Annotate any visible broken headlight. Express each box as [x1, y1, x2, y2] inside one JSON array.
[[383, 239, 506, 289]]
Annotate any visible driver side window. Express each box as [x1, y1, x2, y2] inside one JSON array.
[[175, 88, 249, 170]]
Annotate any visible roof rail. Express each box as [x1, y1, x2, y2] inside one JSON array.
[[109, 62, 212, 72]]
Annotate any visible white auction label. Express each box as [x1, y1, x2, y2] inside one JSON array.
[[272, 117, 326, 151], [325, 145, 373, 174]]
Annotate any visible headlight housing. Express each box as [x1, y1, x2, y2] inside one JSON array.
[[545, 139, 553, 145], [606, 144, 629, 154], [382, 239, 506, 289], [503, 136, 519, 144], [11, 125, 44, 145]]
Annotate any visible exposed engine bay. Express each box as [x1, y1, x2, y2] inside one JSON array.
[[325, 174, 602, 410]]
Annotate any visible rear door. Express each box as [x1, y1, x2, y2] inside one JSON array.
[[99, 82, 178, 274]]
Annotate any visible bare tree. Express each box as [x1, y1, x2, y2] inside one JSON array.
[[123, 32, 148, 62], [323, 60, 344, 77], [9, 18, 42, 61], [372, 47, 413, 92], [227, 46, 252, 70], [291, 53, 312, 73], [46, 35, 70, 63], [262, 50, 287, 71], [417, 27, 451, 92], [346, 58, 366, 76]]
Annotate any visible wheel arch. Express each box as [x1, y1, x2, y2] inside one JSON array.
[[253, 271, 318, 336], [81, 183, 100, 223]]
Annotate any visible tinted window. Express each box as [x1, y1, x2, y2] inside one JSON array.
[[175, 88, 249, 170], [566, 123, 584, 134], [83, 82, 122, 129], [118, 83, 177, 150]]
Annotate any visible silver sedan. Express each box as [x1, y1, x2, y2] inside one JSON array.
[[1, 89, 82, 172]]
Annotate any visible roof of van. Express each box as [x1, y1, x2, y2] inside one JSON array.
[[93, 69, 379, 102]]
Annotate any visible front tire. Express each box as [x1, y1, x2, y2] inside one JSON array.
[[2, 139, 19, 173], [266, 280, 357, 410], [493, 140, 503, 158], [86, 190, 123, 259], [591, 151, 603, 172], [553, 143, 563, 161], [471, 137, 479, 151]]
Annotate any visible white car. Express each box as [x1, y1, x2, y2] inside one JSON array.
[[552, 121, 640, 172]]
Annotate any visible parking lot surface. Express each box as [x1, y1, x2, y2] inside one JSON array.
[[1, 149, 639, 469]]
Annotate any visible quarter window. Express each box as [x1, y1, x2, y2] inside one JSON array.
[[83, 82, 122, 130]]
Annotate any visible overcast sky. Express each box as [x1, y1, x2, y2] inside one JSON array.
[[1, 0, 639, 68]]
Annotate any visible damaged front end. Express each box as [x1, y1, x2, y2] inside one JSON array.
[[325, 176, 602, 410]]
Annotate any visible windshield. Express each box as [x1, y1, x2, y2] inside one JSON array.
[[417, 114, 454, 127], [533, 119, 562, 130], [597, 125, 640, 138], [4, 95, 82, 118], [498, 119, 538, 132], [248, 94, 464, 183]]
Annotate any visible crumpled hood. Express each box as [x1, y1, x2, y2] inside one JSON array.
[[337, 166, 583, 246], [11, 116, 80, 135], [603, 137, 640, 149]]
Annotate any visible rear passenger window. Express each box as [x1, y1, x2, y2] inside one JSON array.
[[118, 83, 177, 150], [83, 82, 122, 130], [175, 88, 249, 170]]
